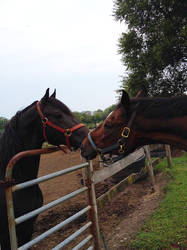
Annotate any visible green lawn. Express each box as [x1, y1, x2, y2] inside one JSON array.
[[131, 153, 187, 250]]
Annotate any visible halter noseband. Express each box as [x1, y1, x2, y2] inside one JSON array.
[[36, 101, 85, 150], [87, 103, 139, 164]]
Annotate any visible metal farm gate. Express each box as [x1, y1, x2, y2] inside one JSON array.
[[3, 147, 101, 250], [3, 145, 165, 250]]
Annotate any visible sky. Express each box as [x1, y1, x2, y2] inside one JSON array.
[[0, 0, 127, 119]]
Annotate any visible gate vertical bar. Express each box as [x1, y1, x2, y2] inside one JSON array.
[[86, 161, 101, 250], [6, 186, 18, 250]]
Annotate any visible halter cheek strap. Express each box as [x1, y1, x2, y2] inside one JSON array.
[[88, 132, 100, 152], [36, 101, 85, 150]]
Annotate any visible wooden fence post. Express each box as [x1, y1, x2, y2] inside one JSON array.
[[165, 145, 172, 168], [98, 155, 104, 169], [144, 146, 155, 190]]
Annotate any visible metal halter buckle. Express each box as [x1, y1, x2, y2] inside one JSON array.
[[121, 127, 130, 138], [118, 144, 124, 154], [104, 157, 114, 165]]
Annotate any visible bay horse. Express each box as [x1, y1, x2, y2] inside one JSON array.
[[81, 90, 187, 161], [0, 89, 88, 250]]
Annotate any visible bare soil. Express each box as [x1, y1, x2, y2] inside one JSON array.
[[31, 150, 170, 250]]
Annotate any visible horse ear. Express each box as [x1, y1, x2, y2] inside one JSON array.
[[41, 88, 50, 102], [121, 90, 130, 110], [50, 89, 56, 98]]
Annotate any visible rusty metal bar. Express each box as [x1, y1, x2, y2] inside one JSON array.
[[5, 147, 60, 181], [86, 160, 101, 249], [5, 186, 18, 250]]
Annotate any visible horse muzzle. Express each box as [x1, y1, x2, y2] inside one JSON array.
[[80, 139, 98, 160]]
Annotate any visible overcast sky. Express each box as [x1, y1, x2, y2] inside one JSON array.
[[0, 0, 127, 119]]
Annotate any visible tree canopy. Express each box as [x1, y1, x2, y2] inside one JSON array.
[[0, 117, 8, 135], [114, 0, 187, 96], [73, 104, 116, 129]]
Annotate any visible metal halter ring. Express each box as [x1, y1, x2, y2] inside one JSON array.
[[42, 117, 48, 124], [64, 129, 72, 137], [121, 127, 130, 138]]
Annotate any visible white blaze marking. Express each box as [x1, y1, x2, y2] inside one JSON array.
[[106, 111, 114, 119]]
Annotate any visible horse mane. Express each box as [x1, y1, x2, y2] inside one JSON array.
[[0, 101, 37, 175], [131, 96, 187, 119]]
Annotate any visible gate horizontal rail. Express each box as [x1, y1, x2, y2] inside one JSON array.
[[52, 221, 92, 250], [19, 206, 91, 250], [15, 186, 88, 225], [12, 162, 89, 191], [72, 234, 93, 250]]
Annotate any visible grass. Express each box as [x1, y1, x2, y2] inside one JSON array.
[[130, 153, 187, 250]]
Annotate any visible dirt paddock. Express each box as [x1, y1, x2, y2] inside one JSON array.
[[31, 150, 169, 249]]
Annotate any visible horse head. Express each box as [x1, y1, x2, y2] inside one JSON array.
[[37, 88, 89, 150], [81, 90, 139, 160]]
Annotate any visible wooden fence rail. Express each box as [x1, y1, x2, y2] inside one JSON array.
[[94, 148, 145, 184], [95, 145, 171, 208]]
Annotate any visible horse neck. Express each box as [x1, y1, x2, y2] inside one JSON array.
[[0, 105, 43, 182], [134, 97, 187, 150]]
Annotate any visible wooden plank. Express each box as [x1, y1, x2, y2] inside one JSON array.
[[93, 148, 145, 184], [152, 158, 161, 166], [96, 157, 162, 208], [97, 167, 147, 207]]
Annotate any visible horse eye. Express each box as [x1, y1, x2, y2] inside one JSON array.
[[104, 122, 112, 129]]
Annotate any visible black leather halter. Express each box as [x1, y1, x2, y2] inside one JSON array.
[[88, 103, 139, 164]]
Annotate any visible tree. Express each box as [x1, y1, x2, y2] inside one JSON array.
[[103, 105, 116, 118], [114, 0, 187, 96], [73, 105, 116, 129], [0, 117, 8, 135]]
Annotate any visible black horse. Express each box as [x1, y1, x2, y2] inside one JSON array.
[[0, 89, 88, 250]]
